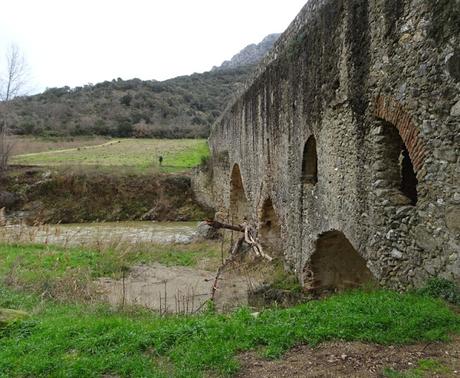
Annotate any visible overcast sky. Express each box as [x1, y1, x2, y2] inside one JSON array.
[[0, 0, 307, 93]]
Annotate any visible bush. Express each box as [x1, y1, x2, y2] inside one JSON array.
[[417, 278, 460, 305]]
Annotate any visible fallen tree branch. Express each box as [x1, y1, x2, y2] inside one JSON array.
[[206, 219, 273, 303], [204, 219, 244, 233]]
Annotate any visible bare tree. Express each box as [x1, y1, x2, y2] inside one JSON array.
[[0, 45, 27, 102], [0, 44, 28, 175]]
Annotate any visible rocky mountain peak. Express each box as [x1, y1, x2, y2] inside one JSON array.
[[212, 33, 281, 71]]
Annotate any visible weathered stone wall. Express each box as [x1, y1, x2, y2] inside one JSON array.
[[209, 0, 460, 289]]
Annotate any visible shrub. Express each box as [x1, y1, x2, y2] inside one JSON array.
[[417, 278, 460, 305]]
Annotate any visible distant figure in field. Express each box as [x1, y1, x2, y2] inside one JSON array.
[[159, 155, 163, 166]]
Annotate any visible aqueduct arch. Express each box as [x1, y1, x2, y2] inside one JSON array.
[[374, 97, 422, 206], [301, 136, 318, 185], [310, 231, 376, 291], [208, 1, 459, 287], [377, 119, 418, 205], [374, 96, 426, 172], [259, 198, 282, 259], [229, 164, 248, 224]]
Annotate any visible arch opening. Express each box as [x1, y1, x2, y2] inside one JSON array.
[[259, 198, 282, 259], [229, 164, 248, 224], [311, 230, 376, 291], [400, 146, 418, 205], [379, 120, 418, 205], [302, 136, 318, 185]]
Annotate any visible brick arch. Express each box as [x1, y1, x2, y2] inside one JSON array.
[[374, 96, 427, 171]]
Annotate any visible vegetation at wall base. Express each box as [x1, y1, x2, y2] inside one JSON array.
[[0, 285, 458, 377], [416, 277, 460, 306]]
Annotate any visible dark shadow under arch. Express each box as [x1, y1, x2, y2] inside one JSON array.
[[379, 120, 418, 205], [259, 198, 282, 259], [311, 230, 376, 291], [302, 136, 318, 185], [229, 164, 248, 224], [374, 96, 426, 171]]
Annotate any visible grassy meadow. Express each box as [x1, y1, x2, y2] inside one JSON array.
[[0, 286, 458, 377], [0, 238, 459, 377], [10, 138, 209, 173], [9, 136, 111, 156]]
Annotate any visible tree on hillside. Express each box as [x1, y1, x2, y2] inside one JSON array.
[[0, 44, 28, 175]]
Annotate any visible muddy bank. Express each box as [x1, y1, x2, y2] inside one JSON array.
[[1, 167, 213, 224]]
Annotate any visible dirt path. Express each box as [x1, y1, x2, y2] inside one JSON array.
[[238, 336, 460, 377], [12, 139, 121, 158]]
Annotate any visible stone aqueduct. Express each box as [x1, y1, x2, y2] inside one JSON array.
[[199, 0, 459, 289]]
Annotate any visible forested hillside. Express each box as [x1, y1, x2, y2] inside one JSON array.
[[4, 34, 279, 139], [4, 67, 251, 139]]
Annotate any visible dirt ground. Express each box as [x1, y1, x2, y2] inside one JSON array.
[[237, 336, 460, 377], [96, 263, 261, 313], [9, 136, 109, 156]]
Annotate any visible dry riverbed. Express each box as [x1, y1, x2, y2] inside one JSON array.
[[0, 221, 200, 246], [0, 221, 265, 313]]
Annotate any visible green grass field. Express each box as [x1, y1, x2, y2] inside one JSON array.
[[11, 138, 209, 173], [0, 287, 458, 378], [0, 242, 459, 377]]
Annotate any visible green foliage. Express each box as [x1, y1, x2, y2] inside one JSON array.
[[285, 30, 308, 61], [269, 262, 303, 293], [120, 93, 133, 107], [417, 278, 460, 305], [0, 288, 458, 377], [6, 67, 254, 139]]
